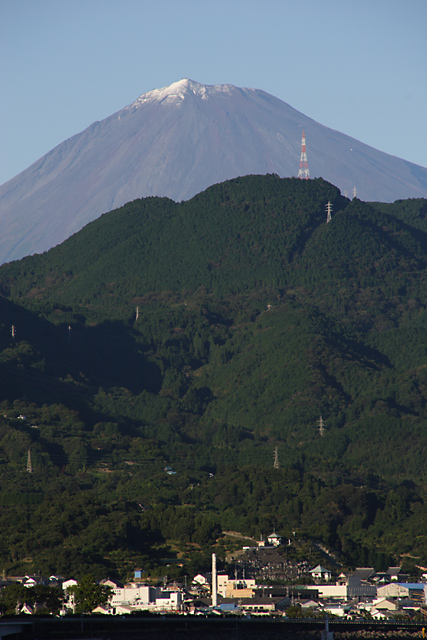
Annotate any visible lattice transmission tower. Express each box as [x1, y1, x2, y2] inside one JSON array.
[[298, 129, 310, 179], [273, 446, 280, 469], [318, 416, 326, 437], [27, 449, 33, 473], [326, 201, 333, 224]]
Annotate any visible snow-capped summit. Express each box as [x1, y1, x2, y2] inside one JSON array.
[[132, 78, 212, 104], [0, 79, 426, 264], [128, 78, 236, 111]]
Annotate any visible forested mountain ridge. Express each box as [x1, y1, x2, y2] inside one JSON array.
[[2, 77, 426, 264], [1, 176, 346, 303], [1, 175, 427, 580]]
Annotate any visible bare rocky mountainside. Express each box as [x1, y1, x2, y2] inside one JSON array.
[[1, 78, 426, 264]]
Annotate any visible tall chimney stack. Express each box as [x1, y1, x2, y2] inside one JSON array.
[[212, 552, 218, 607]]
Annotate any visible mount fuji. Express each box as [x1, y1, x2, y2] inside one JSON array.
[[1, 78, 426, 264]]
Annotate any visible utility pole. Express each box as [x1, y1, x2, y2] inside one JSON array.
[[326, 201, 333, 224], [298, 130, 310, 179]]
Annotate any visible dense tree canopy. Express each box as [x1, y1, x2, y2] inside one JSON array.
[[68, 575, 112, 613], [0, 175, 426, 580]]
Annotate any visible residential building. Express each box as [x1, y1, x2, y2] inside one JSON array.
[[372, 597, 399, 611], [192, 573, 211, 587]]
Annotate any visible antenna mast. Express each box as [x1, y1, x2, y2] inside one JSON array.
[[298, 130, 310, 179]]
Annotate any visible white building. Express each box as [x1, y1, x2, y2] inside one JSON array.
[[110, 583, 158, 607], [306, 584, 347, 599], [306, 575, 376, 601], [322, 603, 351, 617], [62, 579, 78, 591], [108, 583, 183, 612], [192, 573, 210, 587], [62, 579, 78, 612], [372, 597, 399, 611], [155, 590, 182, 611], [217, 575, 257, 598]]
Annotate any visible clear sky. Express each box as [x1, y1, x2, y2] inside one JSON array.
[[1, 0, 426, 186]]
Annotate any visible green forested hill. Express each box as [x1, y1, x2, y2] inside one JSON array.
[[0, 175, 427, 580], [0, 176, 346, 305]]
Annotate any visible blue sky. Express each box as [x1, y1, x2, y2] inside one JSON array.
[[1, 0, 426, 186]]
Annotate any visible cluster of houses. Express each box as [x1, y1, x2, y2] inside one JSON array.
[[0, 574, 186, 616], [91, 580, 184, 615], [189, 562, 427, 619], [2, 534, 427, 619], [300, 566, 427, 620]]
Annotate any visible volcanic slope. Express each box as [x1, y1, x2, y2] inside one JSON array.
[[1, 79, 426, 264]]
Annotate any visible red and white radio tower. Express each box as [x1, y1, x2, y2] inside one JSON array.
[[298, 129, 310, 179]]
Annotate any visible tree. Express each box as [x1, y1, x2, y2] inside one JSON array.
[[67, 575, 112, 613], [0, 583, 28, 615], [32, 584, 63, 614]]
